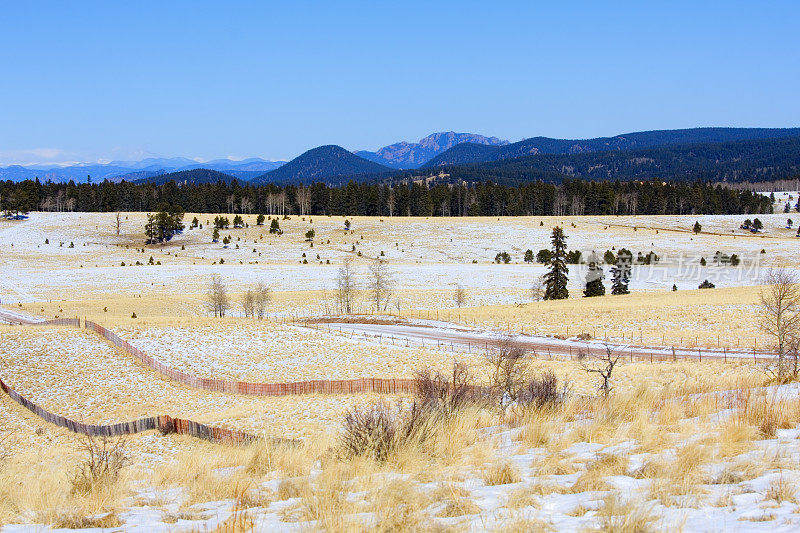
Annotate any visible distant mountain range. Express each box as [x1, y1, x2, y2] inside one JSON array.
[[0, 157, 284, 184], [420, 134, 800, 185], [422, 127, 800, 168], [4, 127, 800, 186], [251, 145, 393, 185], [355, 132, 508, 169]]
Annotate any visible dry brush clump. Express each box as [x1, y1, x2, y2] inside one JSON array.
[[339, 362, 484, 463], [70, 436, 128, 496]]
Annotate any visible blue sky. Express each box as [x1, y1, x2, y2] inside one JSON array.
[[1, 1, 798, 165]]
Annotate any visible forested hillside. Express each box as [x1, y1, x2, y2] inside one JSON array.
[[134, 168, 237, 186], [252, 145, 392, 184], [422, 136, 800, 184], [423, 127, 800, 167]]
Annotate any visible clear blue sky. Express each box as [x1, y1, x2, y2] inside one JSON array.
[[1, 1, 798, 165]]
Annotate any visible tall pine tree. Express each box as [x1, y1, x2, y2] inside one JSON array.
[[544, 226, 569, 300], [610, 249, 632, 295]]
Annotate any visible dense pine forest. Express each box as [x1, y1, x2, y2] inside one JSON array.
[[1, 177, 772, 217], [419, 136, 800, 184]]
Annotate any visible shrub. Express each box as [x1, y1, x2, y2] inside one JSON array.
[[415, 362, 477, 416], [71, 437, 127, 495], [517, 371, 565, 410], [699, 279, 715, 289]]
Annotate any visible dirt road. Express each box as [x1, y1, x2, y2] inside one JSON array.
[[309, 319, 776, 363]]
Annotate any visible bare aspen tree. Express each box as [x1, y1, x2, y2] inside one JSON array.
[[454, 284, 467, 308], [114, 212, 122, 235], [242, 289, 255, 318], [254, 283, 272, 319], [296, 186, 311, 216], [368, 258, 395, 311], [760, 268, 800, 381], [206, 275, 230, 318], [580, 343, 622, 396], [336, 258, 357, 314]]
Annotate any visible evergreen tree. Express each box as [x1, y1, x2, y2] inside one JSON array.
[[269, 218, 280, 234], [610, 249, 631, 295], [543, 227, 569, 300], [693, 221, 702, 234], [583, 251, 605, 297], [524, 249, 534, 263], [536, 249, 551, 264]]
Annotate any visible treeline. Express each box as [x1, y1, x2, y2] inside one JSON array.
[[1, 177, 772, 217]]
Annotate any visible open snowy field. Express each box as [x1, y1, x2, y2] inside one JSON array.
[[2, 210, 800, 531], [0, 325, 397, 438], [1, 210, 799, 309]]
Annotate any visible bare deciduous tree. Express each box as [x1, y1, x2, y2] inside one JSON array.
[[336, 258, 358, 314], [580, 343, 622, 397], [760, 268, 800, 381], [530, 275, 546, 301], [368, 258, 395, 311], [242, 289, 255, 318], [454, 284, 467, 308], [254, 283, 271, 319], [296, 186, 311, 216], [115, 212, 122, 235], [486, 337, 529, 402], [206, 275, 230, 318]]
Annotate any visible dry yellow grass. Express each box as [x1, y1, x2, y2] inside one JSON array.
[[3, 212, 800, 529]]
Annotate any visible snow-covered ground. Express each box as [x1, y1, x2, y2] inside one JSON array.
[[0, 325, 395, 437], [113, 322, 484, 382], [1, 211, 798, 307]]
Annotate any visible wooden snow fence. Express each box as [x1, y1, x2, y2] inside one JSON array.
[[0, 374, 256, 445], [36, 318, 82, 327], [85, 320, 420, 397]]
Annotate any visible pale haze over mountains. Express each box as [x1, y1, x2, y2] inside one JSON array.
[[0, 132, 507, 183]]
